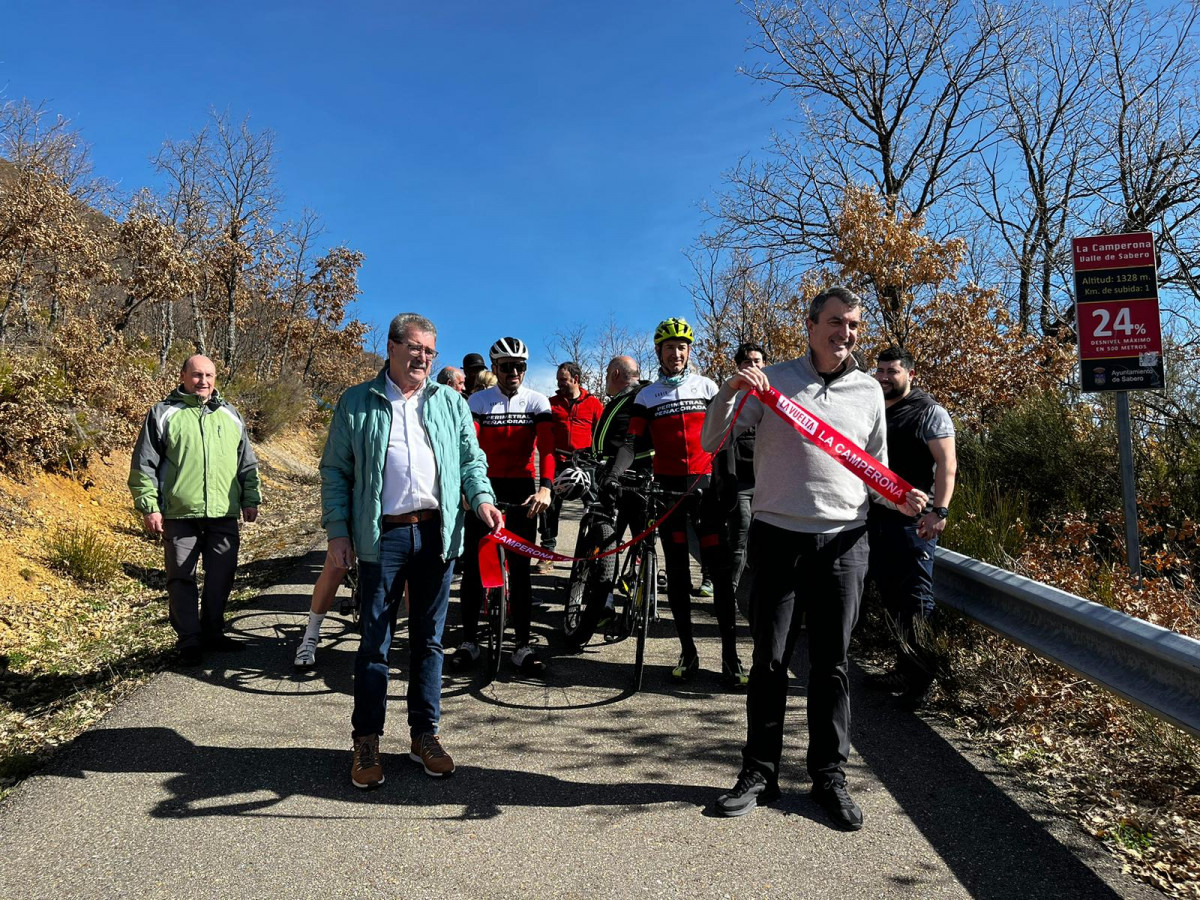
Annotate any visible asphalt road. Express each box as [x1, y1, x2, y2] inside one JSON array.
[[0, 505, 1160, 900]]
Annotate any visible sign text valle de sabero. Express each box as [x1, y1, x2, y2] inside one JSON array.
[[1072, 232, 1165, 392]]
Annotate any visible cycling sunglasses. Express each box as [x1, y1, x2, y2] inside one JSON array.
[[497, 361, 527, 374]]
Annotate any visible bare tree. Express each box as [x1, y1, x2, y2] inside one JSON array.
[[709, 0, 1011, 273], [155, 126, 215, 358], [975, 1, 1099, 336], [202, 110, 280, 374], [545, 315, 656, 392], [1083, 0, 1200, 350], [275, 209, 323, 375], [689, 247, 811, 377], [0, 99, 108, 203]]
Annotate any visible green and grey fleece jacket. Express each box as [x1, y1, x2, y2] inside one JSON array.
[[128, 387, 261, 520], [700, 353, 889, 534]]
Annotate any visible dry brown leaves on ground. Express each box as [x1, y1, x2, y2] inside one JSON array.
[[880, 520, 1200, 899]]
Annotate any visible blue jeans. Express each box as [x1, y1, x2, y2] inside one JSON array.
[[351, 519, 454, 740], [868, 513, 937, 687]]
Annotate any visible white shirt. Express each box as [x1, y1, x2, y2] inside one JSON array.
[[380, 374, 440, 515]]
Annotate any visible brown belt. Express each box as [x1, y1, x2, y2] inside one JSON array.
[[382, 509, 439, 525]]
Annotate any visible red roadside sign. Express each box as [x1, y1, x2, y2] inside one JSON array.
[[1072, 232, 1165, 392]]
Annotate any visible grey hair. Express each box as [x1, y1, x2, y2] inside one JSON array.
[[436, 365, 461, 385], [607, 355, 639, 380], [388, 313, 438, 343], [808, 286, 863, 322]]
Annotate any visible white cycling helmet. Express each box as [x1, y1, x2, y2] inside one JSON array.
[[553, 466, 591, 500], [489, 336, 529, 361]]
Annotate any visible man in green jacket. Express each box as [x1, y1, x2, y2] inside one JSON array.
[[322, 312, 500, 789], [129, 354, 261, 667]]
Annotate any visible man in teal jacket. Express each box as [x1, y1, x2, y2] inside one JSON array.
[[322, 312, 500, 789], [129, 354, 261, 666]]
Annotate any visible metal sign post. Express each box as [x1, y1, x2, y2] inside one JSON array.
[[1115, 392, 1142, 581], [1072, 231, 1164, 582]]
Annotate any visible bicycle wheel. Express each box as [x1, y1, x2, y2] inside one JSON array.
[[632, 547, 656, 692], [341, 565, 362, 631], [484, 548, 508, 682], [608, 545, 640, 642], [563, 522, 592, 639], [564, 519, 616, 641]]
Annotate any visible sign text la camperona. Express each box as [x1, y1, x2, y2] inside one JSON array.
[[1072, 232, 1165, 392]]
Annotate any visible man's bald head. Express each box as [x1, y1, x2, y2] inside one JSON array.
[[180, 355, 217, 401], [605, 355, 639, 397]]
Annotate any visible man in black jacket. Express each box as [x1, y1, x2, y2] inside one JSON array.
[[867, 346, 957, 709], [563, 356, 651, 647], [713, 342, 765, 603]]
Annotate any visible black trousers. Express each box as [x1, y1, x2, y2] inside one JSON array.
[[459, 477, 538, 646], [658, 477, 738, 661], [742, 520, 868, 790]]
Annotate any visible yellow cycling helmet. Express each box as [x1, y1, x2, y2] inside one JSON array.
[[654, 317, 694, 346]]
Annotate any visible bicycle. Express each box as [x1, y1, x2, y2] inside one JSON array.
[[480, 499, 532, 684], [610, 471, 667, 692], [563, 464, 665, 692], [338, 563, 361, 628], [560, 452, 612, 641]]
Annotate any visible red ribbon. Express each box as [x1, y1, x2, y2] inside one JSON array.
[[755, 386, 913, 505], [476, 385, 914, 587]]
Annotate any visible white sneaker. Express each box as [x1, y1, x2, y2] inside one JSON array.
[[450, 641, 480, 670], [294, 635, 318, 669], [512, 644, 546, 675]]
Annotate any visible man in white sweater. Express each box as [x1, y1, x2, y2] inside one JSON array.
[[700, 286, 927, 831]]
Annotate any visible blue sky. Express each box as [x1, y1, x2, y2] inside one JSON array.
[[2, 1, 778, 393]]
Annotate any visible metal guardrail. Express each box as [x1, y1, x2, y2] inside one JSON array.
[[933, 548, 1200, 737]]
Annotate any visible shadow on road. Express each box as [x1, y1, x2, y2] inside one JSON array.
[[53, 726, 712, 821], [849, 656, 1126, 899]]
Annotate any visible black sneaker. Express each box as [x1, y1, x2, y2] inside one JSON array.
[[897, 676, 934, 711], [811, 782, 863, 831], [670, 653, 700, 683], [450, 642, 480, 671], [715, 769, 780, 817], [863, 668, 908, 693], [721, 657, 749, 690], [178, 645, 203, 667], [202, 634, 244, 653]]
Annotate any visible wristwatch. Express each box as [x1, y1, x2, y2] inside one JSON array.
[[932, 506, 949, 519]]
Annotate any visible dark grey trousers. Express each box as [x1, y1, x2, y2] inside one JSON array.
[[742, 520, 868, 790], [163, 517, 241, 648]]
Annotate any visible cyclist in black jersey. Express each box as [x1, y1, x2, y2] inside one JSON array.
[[563, 356, 652, 647], [606, 319, 746, 688]]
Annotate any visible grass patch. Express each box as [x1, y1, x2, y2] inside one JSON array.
[[46, 525, 121, 583], [941, 468, 1028, 565], [1111, 821, 1154, 853]]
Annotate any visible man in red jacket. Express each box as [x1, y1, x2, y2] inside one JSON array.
[[538, 361, 604, 570]]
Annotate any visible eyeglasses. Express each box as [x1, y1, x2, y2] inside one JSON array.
[[402, 342, 437, 360], [497, 361, 527, 374]]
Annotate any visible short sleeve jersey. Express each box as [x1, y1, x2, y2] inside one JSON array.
[[468, 384, 555, 481]]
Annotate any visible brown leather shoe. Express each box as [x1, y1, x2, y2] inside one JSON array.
[[351, 734, 384, 789], [409, 732, 455, 777]]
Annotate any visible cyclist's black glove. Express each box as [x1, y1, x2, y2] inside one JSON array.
[[600, 477, 623, 504]]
